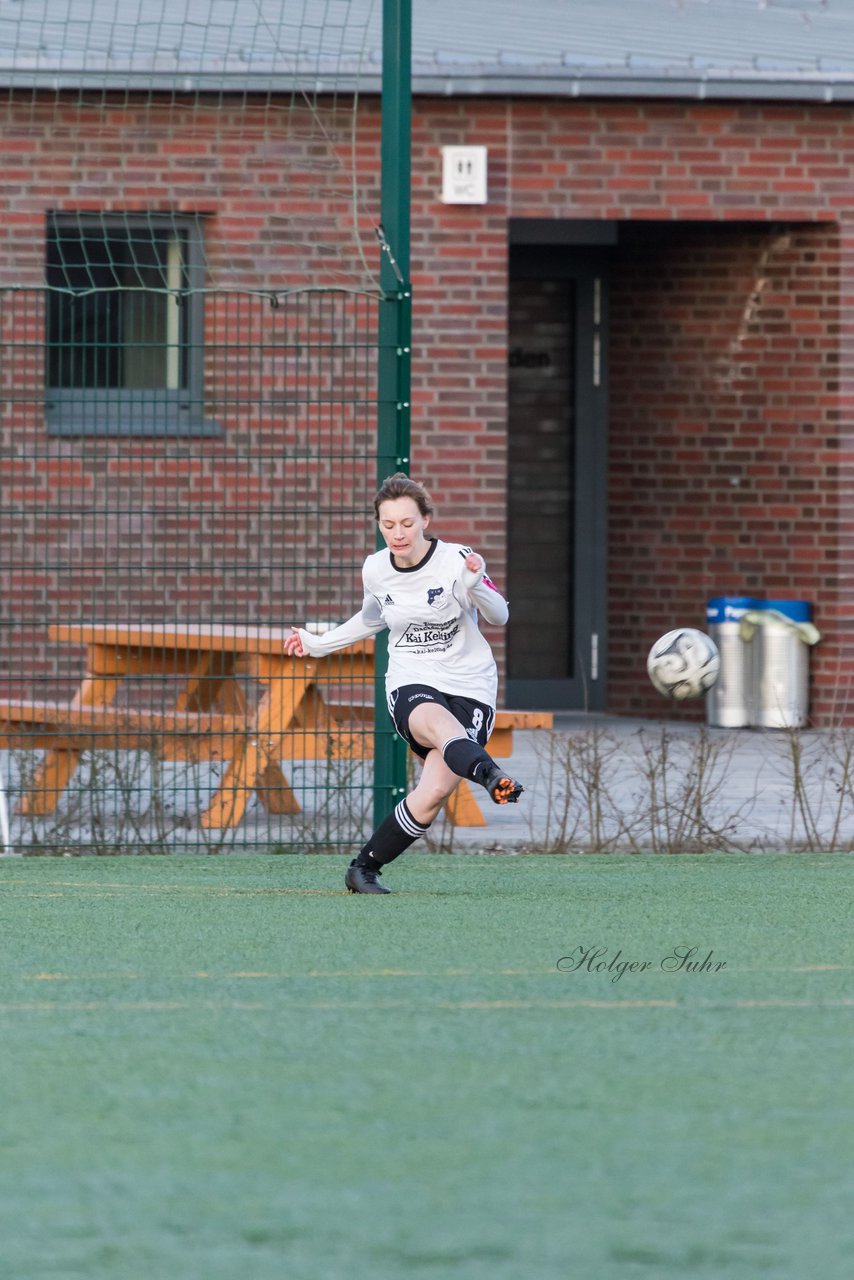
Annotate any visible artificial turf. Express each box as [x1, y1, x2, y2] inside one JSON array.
[[0, 853, 852, 1280]]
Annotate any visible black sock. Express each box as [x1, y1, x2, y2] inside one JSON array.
[[356, 799, 430, 868], [441, 734, 496, 785]]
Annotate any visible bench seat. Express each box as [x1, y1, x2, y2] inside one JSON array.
[[0, 699, 244, 759], [0, 697, 553, 827], [323, 697, 552, 756]]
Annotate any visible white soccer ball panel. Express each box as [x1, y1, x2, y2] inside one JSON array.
[[647, 628, 721, 701]]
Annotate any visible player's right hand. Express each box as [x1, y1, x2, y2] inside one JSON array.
[[284, 628, 308, 657]]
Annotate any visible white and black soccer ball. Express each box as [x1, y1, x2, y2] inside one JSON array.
[[647, 628, 721, 701]]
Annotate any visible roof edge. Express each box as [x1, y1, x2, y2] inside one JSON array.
[[1, 67, 853, 103]]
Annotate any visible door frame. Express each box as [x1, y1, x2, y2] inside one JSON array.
[[505, 242, 609, 711]]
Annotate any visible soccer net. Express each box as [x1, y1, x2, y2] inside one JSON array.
[[0, 0, 381, 295], [0, 0, 394, 854]]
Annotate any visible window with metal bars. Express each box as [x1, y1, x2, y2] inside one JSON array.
[[45, 212, 217, 436]]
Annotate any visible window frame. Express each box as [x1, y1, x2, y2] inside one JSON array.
[[45, 211, 219, 438]]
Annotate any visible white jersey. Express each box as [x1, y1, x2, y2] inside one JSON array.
[[296, 538, 509, 707]]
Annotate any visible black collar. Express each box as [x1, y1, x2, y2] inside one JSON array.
[[390, 537, 438, 573]]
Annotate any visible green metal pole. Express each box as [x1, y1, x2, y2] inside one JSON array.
[[374, 0, 411, 830]]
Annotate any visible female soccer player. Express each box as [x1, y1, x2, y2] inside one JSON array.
[[285, 473, 523, 894]]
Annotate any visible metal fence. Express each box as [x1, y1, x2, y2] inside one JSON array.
[[0, 285, 389, 853], [0, 1, 416, 856]]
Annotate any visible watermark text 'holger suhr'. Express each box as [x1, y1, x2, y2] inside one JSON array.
[[557, 945, 727, 984]]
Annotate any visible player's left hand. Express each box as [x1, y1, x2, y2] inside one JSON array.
[[460, 552, 486, 592]]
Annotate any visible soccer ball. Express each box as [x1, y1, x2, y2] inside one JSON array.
[[647, 628, 720, 701]]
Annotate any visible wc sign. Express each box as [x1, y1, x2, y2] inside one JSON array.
[[441, 146, 488, 204]]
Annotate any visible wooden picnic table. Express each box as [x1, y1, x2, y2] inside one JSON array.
[[35, 623, 372, 829], [0, 622, 551, 829]]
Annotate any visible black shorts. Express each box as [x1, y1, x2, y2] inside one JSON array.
[[388, 684, 495, 761]]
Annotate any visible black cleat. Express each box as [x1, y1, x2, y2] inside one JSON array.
[[345, 859, 391, 895], [480, 763, 524, 805]]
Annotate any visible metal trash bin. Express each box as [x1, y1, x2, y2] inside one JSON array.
[[706, 596, 758, 728], [741, 600, 818, 729]]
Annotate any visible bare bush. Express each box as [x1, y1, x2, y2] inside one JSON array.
[[766, 725, 854, 852], [526, 725, 754, 854], [6, 718, 854, 856]]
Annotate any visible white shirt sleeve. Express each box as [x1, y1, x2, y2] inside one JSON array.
[[454, 556, 509, 626], [296, 592, 386, 657]]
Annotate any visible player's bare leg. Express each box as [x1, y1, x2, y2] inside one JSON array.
[[408, 702, 524, 805], [406, 749, 461, 825]]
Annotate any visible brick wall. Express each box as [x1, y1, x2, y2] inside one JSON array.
[[0, 96, 381, 697], [608, 221, 840, 718], [407, 99, 854, 723], [2, 93, 854, 720], [0, 286, 378, 698]]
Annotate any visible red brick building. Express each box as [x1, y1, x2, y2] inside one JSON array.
[[2, 1, 854, 723]]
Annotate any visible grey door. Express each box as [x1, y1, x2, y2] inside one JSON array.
[[505, 250, 608, 710]]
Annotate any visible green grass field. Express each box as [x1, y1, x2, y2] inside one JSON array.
[[1, 853, 852, 1280]]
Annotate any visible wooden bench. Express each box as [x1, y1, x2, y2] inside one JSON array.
[[0, 696, 552, 827], [0, 700, 241, 745], [0, 700, 246, 817], [323, 692, 550, 749]]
